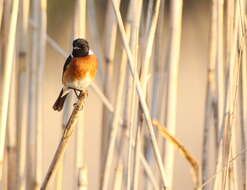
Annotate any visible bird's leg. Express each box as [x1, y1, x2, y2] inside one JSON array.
[[68, 87, 81, 99], [73, 89, 80, 99]]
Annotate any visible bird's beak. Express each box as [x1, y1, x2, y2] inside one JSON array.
[[73, 47, 80, 50]]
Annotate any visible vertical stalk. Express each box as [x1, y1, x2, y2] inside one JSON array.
[[27, 0, 39, 187], [102, 1, 133, 189], [111, 0, 169, 188], [240, 43, 246, 190], [202, 0, 217, 189], [0, 0, 3, 30], [134, 0, 161, 189], [7, 70, 17, 190], [73, 0, 87, 189], [16, 0, 30, 189], [216, 0, 225, 138], [0, 0, 19, 181], [127, 0, 143, 189], [164, 0, 183, 187], [219, 3, 240, 189], [239, 1, 247, 189], [34, 0, 47, 188], [101, 0, 121, 176]]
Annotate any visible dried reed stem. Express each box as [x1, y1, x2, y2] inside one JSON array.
[[100, 0, 121, 179], [164, 0, 183, 187], [202, 0, 217, 188], [140, 154, 159, 190], [102, 2, 133, 189], [0, 0, 19, 180], [111, 0, 169, 188], [134, 0, 160, 189], [33, 0, 47, 188], [16, 0, 30, 189], [220, 3, 240, 189], [127, 0, 143, 189], [201, 147, 247, 189], [27, 0, 39, 187], [73, 0, 87, 189], [0, 0, 3, 30], [240, 44, 247, 190], [216, 0, 225, 137], [40, 92, 87, 189], [239, 1, 247, 189]]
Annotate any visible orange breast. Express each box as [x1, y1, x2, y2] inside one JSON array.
[[62, 55, 98, 85]]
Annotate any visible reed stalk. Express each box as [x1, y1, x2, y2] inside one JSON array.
[[140, 154, 159, 190], [73, 0, 87, 189], [27, 0, 39, 187], [33, 0, 47, 188], [216, 0, 225, 138], [217, 3, 240, 189], [0, 0, 3, 30], [239, 1, 247, 188], [0, 0, 19, 181], [102, 2, 133, 189], [134, 0, 160, 189], [7, 77, 17, 190], [100, 0, 121, 173], [127, 0, 143, 189], [202, 0, 217, 189], [164, 0, 183, 187], [111, 0, 169, 188], [41, 92, 87, 189], [16, 0, 30, 189], [240, 43, 247, 190], [87, 0, 104, 79]]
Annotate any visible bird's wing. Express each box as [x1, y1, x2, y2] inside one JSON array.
[[63, 55, 72, 74]]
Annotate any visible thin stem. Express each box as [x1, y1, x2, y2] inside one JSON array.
[[40, 93, 87, 189], [164, 0, 183, 187], [111, 0, 169, 188], [0, 0, 19, 180]]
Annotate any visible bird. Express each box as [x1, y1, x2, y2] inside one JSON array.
[[53, 38, 98, 111]]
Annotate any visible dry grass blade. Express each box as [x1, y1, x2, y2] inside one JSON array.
[[111, 0, 169, 188], [40, 92, 87, 189], [0, 0, 19, 180], [152, 120, 201, 190]]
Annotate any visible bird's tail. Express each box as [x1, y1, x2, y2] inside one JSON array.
[[53, 89, 68, 111]]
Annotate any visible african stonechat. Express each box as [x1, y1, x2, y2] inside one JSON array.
[[53, 38, 98, 111]]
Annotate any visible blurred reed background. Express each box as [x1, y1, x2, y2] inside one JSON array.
[[0, 0, 246, 189]]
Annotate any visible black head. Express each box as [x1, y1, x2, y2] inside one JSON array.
[[72, 38, 89, 57]]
